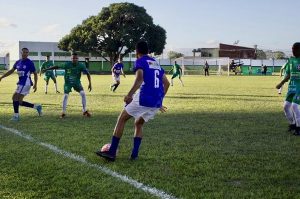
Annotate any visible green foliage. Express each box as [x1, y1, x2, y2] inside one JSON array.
[[273, 51, 286, 59], [167, 51, 184, 60], [0, 75, 299, 198], [256, 49, 266, 59], [58, 3, 166, 65]]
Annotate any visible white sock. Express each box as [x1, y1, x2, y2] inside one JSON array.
[[291, 103, 300, 127], [278, 87, 282, 94], [62, 94, 69, 113], [55, 83, 58, 92], [45, 84, 48, 93], [284, 101, 295, 125], [14, 113, 19, 117], [80, 90, 87, 112], [171, 79, 173, 86]]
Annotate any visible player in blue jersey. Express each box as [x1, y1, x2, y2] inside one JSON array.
[[110, 58, 126, 92], [96, 41, 170, 161], [0, 48, 42, 121]]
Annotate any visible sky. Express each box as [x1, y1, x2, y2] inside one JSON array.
[[0, 0, 299, 55]]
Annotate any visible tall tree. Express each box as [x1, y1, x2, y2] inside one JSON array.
[[273, 51, 286, 59], [256, 50, 267, 59], [168, 51, 184, 60], [58, 3, 166, 66]]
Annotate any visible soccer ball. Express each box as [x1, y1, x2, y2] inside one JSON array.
[[100, 143, 119, 154], [101, 143, 111, 152]]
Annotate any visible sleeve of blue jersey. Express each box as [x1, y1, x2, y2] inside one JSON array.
[[134, 59, 143, 72], [13, 61, 18, 69], [31, 60, 36, 72]]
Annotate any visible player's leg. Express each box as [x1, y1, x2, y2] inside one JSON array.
[[112, 80, 120, 92], [14, 85, 42, 118], [51, 75, 60, 93], [283, 92, 296, 131], [96, 110, 132, 160], [75, 84, 90, 117], [61, 84, 71, 118], [130, 117, 145, 159], [11, 92, 20, 121], [44, 76, 50, 94], [171, 73, 177, 86], [179, 75, 184, 86], [291, 93, 300, 135], [110, 110, 132, 154], [278, 86, 282, 94]]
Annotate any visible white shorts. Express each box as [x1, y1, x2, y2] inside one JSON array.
[[15, 84, 31, 96], [125, 92, 159, 122], [113, 74, 120, 82]]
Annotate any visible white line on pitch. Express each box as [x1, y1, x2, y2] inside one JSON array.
[[0, 125, 177, 199]]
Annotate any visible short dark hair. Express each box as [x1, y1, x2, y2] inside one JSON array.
[[21, 47, 29, 51], [136, 41, 149, 55], [293, 42, 300, 50], [72, 52, 78, 56]]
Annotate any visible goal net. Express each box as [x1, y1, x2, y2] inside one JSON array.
[[174, 57, 230, 76]]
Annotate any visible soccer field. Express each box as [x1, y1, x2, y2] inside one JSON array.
[[0, 74, 299, 198]]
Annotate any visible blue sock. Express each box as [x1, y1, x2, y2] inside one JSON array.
[[109, 136, 120, 156], [20, 101, 34, 108], [131, 137, 142, 158], [13, 101, 19, 114]]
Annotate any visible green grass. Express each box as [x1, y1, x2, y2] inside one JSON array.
[[0, 74, 299, 198]]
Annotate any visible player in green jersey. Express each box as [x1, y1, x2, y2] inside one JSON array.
[[278, 62, 288, 94], [43, 52, 92, 118], [39, 55, 60, 94], [276, 42, 300, 135], [169, 61, 184, 86]]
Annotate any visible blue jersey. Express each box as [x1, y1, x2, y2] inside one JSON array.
[[134, 55, 165, 108], [113, 63, 124, 77], [13, 58, 36, 86]]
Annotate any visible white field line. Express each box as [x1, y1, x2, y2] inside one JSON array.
[[0, 125, 177, 199]]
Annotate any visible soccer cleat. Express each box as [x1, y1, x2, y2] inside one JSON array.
[[83, 110, 91, 117], [10, 116, 20, 121], [288, 124, 296, 132], [45, 92, 47, 94], [60, 113, 66, 119], [294, 127, 300, 136], [95, 151, 115, 161], [129, 155, 138, 161], [36, 104, 42, 116], [56, 91, 61, 94]]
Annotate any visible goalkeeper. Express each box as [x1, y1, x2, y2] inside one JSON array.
[[169, 61, 184, 86], [40, 55, 60, 94]]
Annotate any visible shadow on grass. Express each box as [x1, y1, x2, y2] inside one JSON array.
[[0, 110, 299, 198]]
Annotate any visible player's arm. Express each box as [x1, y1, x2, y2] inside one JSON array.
[[43, 66, 59, 72], [33, 71, 38, 92], [39, 65, 44, 76], [124, 69, 143, 104], [168, 67, 173, 74], [276, 74, 290, 89], [160, 74, 170, 113], [0, 67, 16, 82], [179, 67, 183, 75], [121, 68, 126, 78], [86, 72, 92, 92]]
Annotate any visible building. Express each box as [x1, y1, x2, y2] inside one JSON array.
[[194, 43, 256, 59], [9, 41, 136, 73]]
